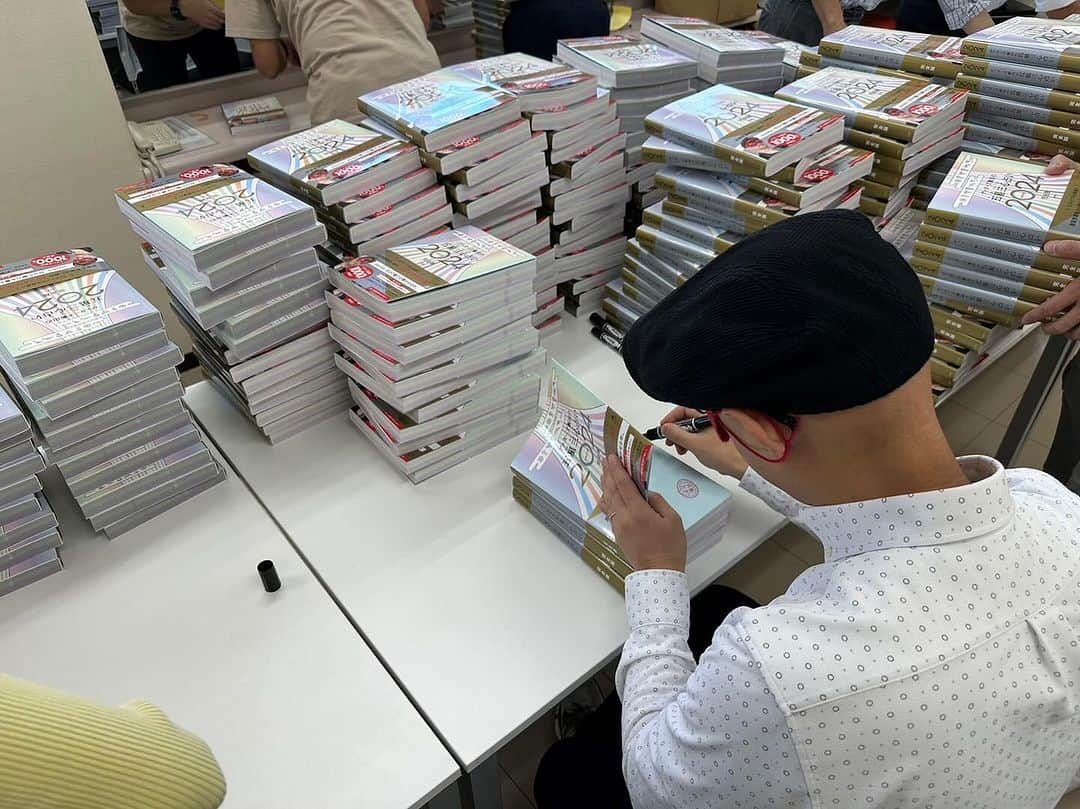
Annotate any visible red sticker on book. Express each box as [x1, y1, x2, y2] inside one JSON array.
[[371, 205, 393, 218], [342, 259, 374, 280], [542, 104, 568, 112], [332, 163, 364, 180], [179, 166, 215, 181], [452, 136, 480, 149], [768, 131, 803, 148], [800, 167, 835, 183], [517, 80, 551, 90], [575, 143, 599, 158], [358, 184, 386, 198], [907, 103, 939, 116], [30, 252, 71, 269]]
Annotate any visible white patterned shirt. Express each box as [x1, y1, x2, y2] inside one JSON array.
[[616, 456, 1080, 809]]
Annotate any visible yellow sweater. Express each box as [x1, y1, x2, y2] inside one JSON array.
[[0, 675, 226, 809]]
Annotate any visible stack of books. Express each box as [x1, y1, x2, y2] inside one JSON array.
[[912, 151, 1079, 333], [472, 0, 516, 57], [602, 84, 846, 330], [641, 16, 786, 93], [747, 31, 811, 84], [326, 226, 546, 483], [221, 95, 289, 137], [0, 385, 61, 597], [248, 120, 447, 258], [0, 255, 225, 538], [555, 35, 697, 216], [432, 0, 473, 30], [809, 27, 963, 86], [955, 17, 1080, 159], [511, 362, 733, 596], [115, 165, 340, 444], [776, 66, 967, 224]]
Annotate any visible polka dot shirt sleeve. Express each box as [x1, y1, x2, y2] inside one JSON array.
[[616, 571, 808, 808]]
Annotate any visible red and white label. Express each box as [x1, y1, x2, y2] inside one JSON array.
[[768, 131, 803, 148], [342, 260, 374, 280], [452, 136, 480, 149], [358, 184, 386, 198], [907, 103, 939, 117], [800, 167, 835, 183], [179, 166, 215, 181], [517, 80, 551, 90], [332, 163, 364, 180], [370, 205, 393, 218], [30, 252, 71, 269]]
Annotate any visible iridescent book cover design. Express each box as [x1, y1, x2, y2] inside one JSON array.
[[512, 363, 730, 540], [450, 54, 591, 93], [652, 17, 781, 55], [0, 270, 157, 361], [334, 226, 530, 304], [249, 120, 413, 185], [562, 35, 696, 71], [119, 167, 310, 252], [928, 152, 1075, 236], [777, 68, 949, 121], [963, 17, 1080, 66], [359, 71, 508, 134]]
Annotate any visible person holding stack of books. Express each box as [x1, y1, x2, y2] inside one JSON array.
[[226, 0, 440, 125], [1023, 155, 1080, 495], [758, 0, 994, 45], [535, 210, 1080, 809]]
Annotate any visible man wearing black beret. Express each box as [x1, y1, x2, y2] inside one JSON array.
[[553, 210, 1080, 809]]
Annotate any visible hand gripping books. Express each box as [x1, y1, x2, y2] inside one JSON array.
[[644, 84, 844, 177], [511, 363, 732, 595], [247, 119, 421, 207], [115, 165, 324, 288], [357, 68, 523, 152], [774, 66, 967, 144]]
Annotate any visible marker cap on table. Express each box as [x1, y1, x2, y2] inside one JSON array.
[[258, 560, 281, 593]]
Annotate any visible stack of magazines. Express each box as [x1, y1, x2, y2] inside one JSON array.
[[248, 120, 448, 258], [602, 84, 846, 330], [0, 386, 61, 597], [806, 26, 963, 85], [555, 35, 697, 214], [0, 255, 225, 537], [641, 16, 786, 93], [775, 66, 967, 224], [115, 165, 342, 444], [912, 152, 1079, 336], [511, 363, 733, 596], [956, 17, 1080, 160], [326, 226, 546, 483]]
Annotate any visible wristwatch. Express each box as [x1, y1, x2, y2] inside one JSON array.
[[170, 0, 187, 20]]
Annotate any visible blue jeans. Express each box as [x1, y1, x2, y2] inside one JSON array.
[[758, 0, 866, 46]]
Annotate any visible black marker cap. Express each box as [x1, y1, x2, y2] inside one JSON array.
[[589, 312, 607, 328], [257, 560, 281, 592]]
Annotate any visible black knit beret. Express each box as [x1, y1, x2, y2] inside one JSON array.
[[620, 209, 934, 415]]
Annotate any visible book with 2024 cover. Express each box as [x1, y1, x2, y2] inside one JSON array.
[[511, 363, 731, 565], [775, 66, 966, 143], [924, 151, 1080, 244], [644, 84, 843, 176], [962, 17, 1080, 74], [448, 53, 596, 110], [817, 27, 964, 78], [247, 120, 417, 204]]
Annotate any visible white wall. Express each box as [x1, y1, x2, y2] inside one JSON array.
[[0, 3, 190, 351]]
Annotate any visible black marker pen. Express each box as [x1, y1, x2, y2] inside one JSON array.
[[643, 415, 712, 441], [590, 325, 622, 352]]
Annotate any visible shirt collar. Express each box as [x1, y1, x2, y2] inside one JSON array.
[[754, 455, 1015, 563]]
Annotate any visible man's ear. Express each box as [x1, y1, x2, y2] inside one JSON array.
[[719, 409, 787, 458]]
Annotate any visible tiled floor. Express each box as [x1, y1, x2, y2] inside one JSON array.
[[481, 329, 1077, 809]]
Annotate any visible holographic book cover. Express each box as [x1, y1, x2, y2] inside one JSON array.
[[450, 54, 593, 95], [359, 70, 514, 136], [560, 35, 696, 73], [926, 151, 1080, 242], [332, 226, 531, 305], [649, 17, 783, 56], [117, 166, 311, 252], [511, 363, 731, 541], [962, 17, 1080, 69], [645, 85, 838, 159], [0, 269, 158, 362], [248, 120, 416, 193]]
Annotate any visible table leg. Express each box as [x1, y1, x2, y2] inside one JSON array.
[[462, 757, 504, 809], [996, 335, 1076, 465]]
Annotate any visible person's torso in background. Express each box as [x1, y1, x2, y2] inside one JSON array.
[[262, 0, 440, 125], [119, 1, 201, 40]]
